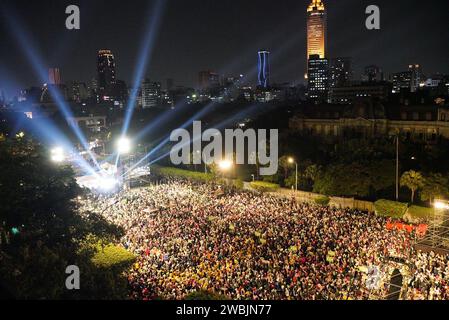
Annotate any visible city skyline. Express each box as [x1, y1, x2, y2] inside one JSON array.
[[0, 0, 448, 98], [2, 0, 449, 305]]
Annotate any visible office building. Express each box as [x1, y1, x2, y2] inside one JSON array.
[[308, 54, 329, 102]]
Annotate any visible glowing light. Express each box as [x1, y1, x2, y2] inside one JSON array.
[[51, 147, 65, 163], [116, 137, 132, 155], [218, 160, 233, 171], [16, 131, 25, 139], [434, 200, 449, 210], [97, 176, 118, 191], [288, 157, 295, 164]]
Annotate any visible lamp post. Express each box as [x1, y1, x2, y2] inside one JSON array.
[[288, 157, 298, 192]]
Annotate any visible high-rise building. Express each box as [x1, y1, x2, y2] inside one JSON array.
[[391, 64, 424, 93], [409, 64, 424, 93], [307, 0, 327, 62], [141, 79, 162, 108], [48, 68, 62, 85], [391, 71, 412, 94], [115, 80, 129, 102], [329, 57, 352, 88], [257, 50, 270, 88], [69, 81, 89, 103], [198, 71, 220, 91], [362, 65, 384, 83], [97, 49, 116, 99], [308, 54, 329, 102]]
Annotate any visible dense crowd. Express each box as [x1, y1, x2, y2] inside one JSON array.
[[80, 179, 449, 300]]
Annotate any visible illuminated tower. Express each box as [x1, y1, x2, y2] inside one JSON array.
[[257, 50, 270, 88], [307, 0, 327, 61], [97, 49, 117, 99]]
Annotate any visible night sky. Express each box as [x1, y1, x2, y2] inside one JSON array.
[[1, 0, 448, 98]]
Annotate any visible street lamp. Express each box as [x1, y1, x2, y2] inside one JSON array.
[[116, 137, 131, 155], [434, 200, 449, 210], [288, 157, 298, 192]]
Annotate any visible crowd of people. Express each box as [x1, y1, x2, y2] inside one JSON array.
[[80, 178, 449, 300]]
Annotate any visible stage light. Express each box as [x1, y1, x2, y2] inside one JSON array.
[[97, 176, 118, 191], [16, 131, 25, 139], [116, 137, 131, 155], [218, 160, 233, 171], [51, 147, 65, 163]]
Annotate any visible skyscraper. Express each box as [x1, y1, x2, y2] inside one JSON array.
[[198, 71, 220, 91], [362, 65, 384, 83], [329, 57, 352, 88], [97, 49, 116, 99], [391, 64, 424, 93], [409, 64, 424, 93], [308, 54, 329, 102], [307, 0, 327, 61], [142, 79, 162, 108], [48, 68, 61, 85], [69, 81, 89, 103], [257, 50, 270, 88]]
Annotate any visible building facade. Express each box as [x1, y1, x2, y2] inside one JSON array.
[[329, 57, 352, 88], [198, 71, 220, 91], [391, 64, 424, 94], [141, 80, 162, 108], [363, 65, 384, 83], [308, 54, 329, 102], [289, 102, 449, 143], [329, 83, 390, 104]]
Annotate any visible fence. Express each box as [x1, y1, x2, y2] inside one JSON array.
[[260, 186, 375, 213]]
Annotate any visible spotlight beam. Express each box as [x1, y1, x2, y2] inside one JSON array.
[[123, 102, 264, 177], [3, 8, 101, 171], [121, 0, 167, 137], [23, 115, 97, 176]]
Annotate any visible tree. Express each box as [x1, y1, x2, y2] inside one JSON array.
[[313, 163, 371, 198], [400, 170, 425, 203], [305, 164, 321, 183], [420, 173, 449, 204], [278, 156, 292, 180], [0, 139, 130, 299]]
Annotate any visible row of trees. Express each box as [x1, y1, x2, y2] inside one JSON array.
[[261, 155, 449, 205]]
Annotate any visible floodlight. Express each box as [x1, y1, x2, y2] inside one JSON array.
[[116, 137, 132, 155]]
